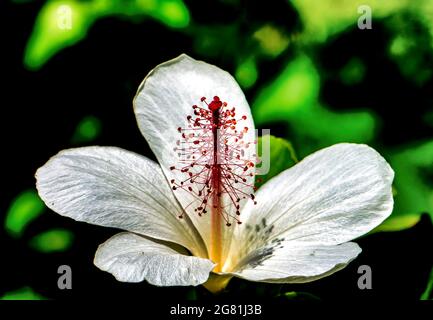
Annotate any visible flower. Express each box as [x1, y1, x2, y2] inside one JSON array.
[[35, 54, 394, 293]]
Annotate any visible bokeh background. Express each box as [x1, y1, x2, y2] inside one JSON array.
[[1, 0, 433, 300]]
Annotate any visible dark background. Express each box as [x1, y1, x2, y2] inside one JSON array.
[[1, 0, 433, 300]]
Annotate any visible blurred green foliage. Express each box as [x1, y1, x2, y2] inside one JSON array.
[[280, 291, 320, 301], [5, 190, 45, 238], [0, 287, 45, 300], [290, 0, 433, 44], [71, 115, 102, 143], [421, 267, 433, 300], [29, 228, 74, 253], [389, 141, 433, 221], [252, 55, 376, 156], [186, 288, 197, 300], [252, 24, 290, 58], [339, 57, 366, 85], [235, 58, 258, 89], [255, 135, 297, 188], [24, 0, 190, 70], [253, 55, 319, 122], [372, 214, 420, 233]]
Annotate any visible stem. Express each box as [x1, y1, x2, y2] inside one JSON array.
[[210, 109, 222, 271]]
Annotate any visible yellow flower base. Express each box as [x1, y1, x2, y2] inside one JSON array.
[[203, 273, 233, 294]]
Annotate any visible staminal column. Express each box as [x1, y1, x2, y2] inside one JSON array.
[[210, 107, 223, 271]]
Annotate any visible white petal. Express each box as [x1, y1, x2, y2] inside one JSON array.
[[231, 242, 361, 283], [223, 143, 393, 272], [36, 146, 206, 257], [94, 232, 215, 286], [247, 143, 392, 241], [133, 54, 256, 260]]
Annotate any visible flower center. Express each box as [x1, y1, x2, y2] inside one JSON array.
[[170, 96, 257, 266]]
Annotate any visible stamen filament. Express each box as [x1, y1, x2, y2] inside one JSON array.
[[211, 165, 223, 270], [170, 95, 258, 268], [210, 108, 222, 270]]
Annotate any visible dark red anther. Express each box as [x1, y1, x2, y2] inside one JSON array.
[[208, 96, 223, 111]]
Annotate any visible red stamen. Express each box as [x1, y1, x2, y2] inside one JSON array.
[[170, 96, 257, 226]]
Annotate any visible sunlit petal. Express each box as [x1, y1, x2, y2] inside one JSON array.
[[230, 242, 361, 283], [36, 146, 206, 257], [94, 232, 214, 286], [225, 143, 392, 271]]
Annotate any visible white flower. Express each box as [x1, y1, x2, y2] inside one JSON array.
[[35, 54, 394, 293]]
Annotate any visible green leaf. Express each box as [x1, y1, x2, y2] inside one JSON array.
[[0, 287, 45, 300], [235, 58, 258, 89], [252, 55, 376, 157], [24, 0, 190, 70], [29, 229, 74, 253], [280, 291, 320, 301], [339, 57, 366, 85], [186, 288, 197, 300], [256, 135, 297, 188], [5, 190, 45, 238], [71, 115, 102, 143], [384, 140, 433, 228], [421, 266, 433, 300], [252, 24, 290, 58], [253, 55, 319, 122], [291, 0, 410, 43], [371, 214, 420, 233]]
